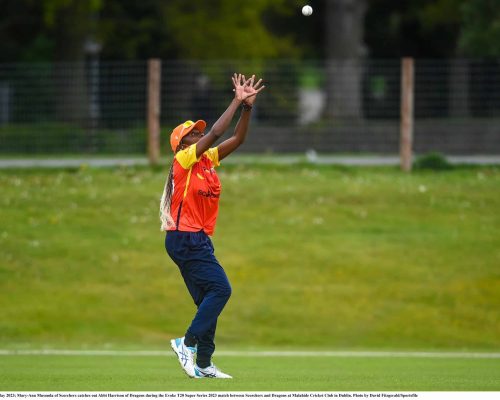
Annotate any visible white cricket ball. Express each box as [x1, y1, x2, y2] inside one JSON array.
[[302, 5, 313, 16]]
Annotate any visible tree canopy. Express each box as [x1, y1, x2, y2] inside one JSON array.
[[458, 0, 500, 57], [0, 0, 498, 62]]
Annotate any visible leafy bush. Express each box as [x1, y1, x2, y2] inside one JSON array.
[[413, 152, 454, 170], [0, 123, 146, 154]]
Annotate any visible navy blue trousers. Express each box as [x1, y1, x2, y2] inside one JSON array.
[[165, 230, 232, 364]]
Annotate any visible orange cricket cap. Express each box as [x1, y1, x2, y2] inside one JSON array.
[[169, 120, 207, 152]]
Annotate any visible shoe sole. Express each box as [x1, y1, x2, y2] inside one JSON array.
[[170, 339, 195, 378], [194, 368, 233, 379]]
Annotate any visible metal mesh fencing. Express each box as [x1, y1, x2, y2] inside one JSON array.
[[413, 60, 500, 154], [0, 61, 147, 154], [0, 59, 499, 155]]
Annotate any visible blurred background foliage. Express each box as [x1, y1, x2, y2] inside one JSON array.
[[1, 0, 500, 63]]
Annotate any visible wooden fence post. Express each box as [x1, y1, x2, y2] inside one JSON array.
[[147, 59, 161, 166], [400, 57, 414, 172]]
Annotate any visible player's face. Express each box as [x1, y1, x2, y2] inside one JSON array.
[[181, 129, 204, 146]]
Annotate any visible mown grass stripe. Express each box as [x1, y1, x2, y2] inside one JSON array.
[[0, 349, 499, 358]]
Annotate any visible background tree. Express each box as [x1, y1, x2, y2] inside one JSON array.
[[98, 0, 174, 60], [163, 0, 300, 60], [97, 0, 302, 61], [364, 0, 462, 58], [2, 0, 499, 62], [43, 0, 101, 129], [325, 0, 367, 119], [458, 0, 500, 57], [0, 1, 50, 62]]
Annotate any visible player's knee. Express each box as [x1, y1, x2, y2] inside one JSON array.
[[218, 283, 232, 300]]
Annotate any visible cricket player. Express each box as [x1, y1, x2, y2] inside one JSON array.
[[159, 73, 264, 378]]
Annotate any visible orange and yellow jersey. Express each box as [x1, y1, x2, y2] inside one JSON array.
[[168, 143, 222, 236]]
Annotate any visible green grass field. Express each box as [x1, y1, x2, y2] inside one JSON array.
[[1, 164, 499, 390], [1, 354, 499, 391]]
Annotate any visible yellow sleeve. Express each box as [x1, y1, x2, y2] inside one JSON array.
[[204, 147, 220, 167], [175, 143, 200, 169]]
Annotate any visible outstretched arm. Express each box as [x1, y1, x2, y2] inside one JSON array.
[[217, 75, 265, 161], [217, 107, 251, 161], [194, 73, 256, 158]]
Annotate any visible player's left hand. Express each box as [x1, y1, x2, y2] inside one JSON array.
[[242, 74, 265, 106], [232, 73, 265, 104]]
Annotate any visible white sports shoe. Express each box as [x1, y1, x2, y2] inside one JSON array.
[[170, 337, 197, 378], [194, 363, 233, 379]]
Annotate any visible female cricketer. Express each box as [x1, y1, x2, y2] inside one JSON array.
[[159, 73, 265, 379]]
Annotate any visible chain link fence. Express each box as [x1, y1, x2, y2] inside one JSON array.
[[0, 59, 499, 155]]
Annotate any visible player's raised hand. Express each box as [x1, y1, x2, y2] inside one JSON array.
[[231, 73, 247, 102], [242, 74, 265, 106], [232, 73, 265, 103]]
